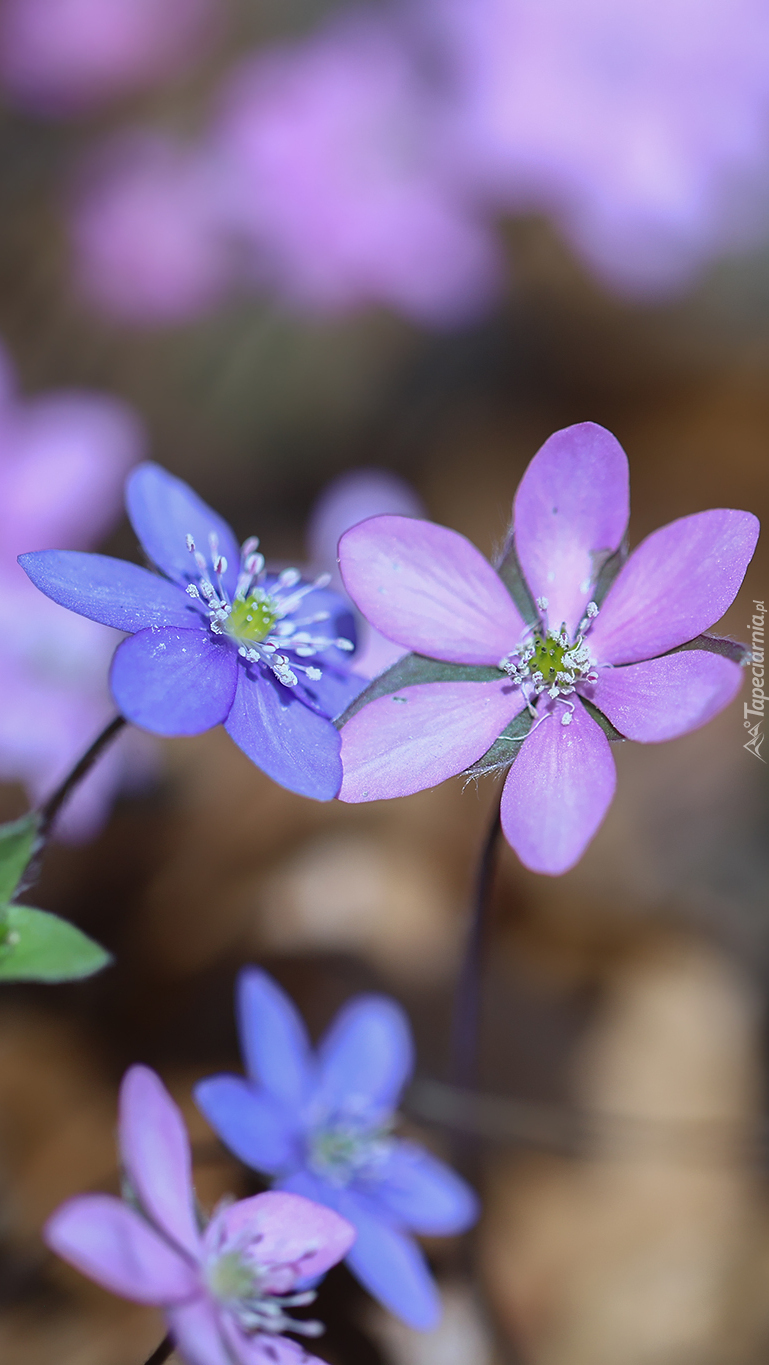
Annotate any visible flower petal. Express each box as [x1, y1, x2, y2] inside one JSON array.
[[221, 1320, 325, 1365], [126, 462, 241, 595], [18, 550, 198, 631], [308, 468, 424, 593], [501, 698, 616, 875], [194, 1076, 301, 1175], [165, 1297, 233, 1365], [587, 509, 760, 665], [224, 665, 342, 800], [110, 627, 237, 735], [335, 1188, 442, 1330], [119, 1065, 201, 1260], [513, 422, 629, 637], [208, 1191, 355, 1283], [44, 1194, 198, 1305], [587, 651, 743, 742], [317, 995, 413, 1119], [237, 967, 315, 1107], [339, 515, 524, 664], [375, 1141, 479, 1235], [339, 679, 525, 802]]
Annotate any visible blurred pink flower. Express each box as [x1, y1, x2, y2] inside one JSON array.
[[69, 131, 232, 326], [0, 0, 219, 115], [0, 341, 154, 838], [210, 10, 502, 324], [426, 0, 769, 293]]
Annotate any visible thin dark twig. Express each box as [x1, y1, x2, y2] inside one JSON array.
[[450, 794, 503, 1092], [143, 1335, 174, 1365]]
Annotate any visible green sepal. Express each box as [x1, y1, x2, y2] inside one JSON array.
[[665, 633, 751, 666], [336, 653, 502, 728], [464, 708, 534, 779], [579, 696, 626, 743], [0, 905, 112, 982], [590, 535, 629, 609], [0, 813, 42, 903], [494, 535, 540, 626]]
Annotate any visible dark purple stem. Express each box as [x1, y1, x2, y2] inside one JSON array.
[[142, 1335, 174, 1365], [450, 793, 503, 1091]]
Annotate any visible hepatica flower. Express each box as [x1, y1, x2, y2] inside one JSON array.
[[336, 422, 759, 874], [196, 969, 478, 1330], [21, 463, 363, 800], [45, 1065, 355, 1365]]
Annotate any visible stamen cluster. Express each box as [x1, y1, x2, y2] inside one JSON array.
[[184, 531, 353, 687], [307, 1115, 394, 1188], [206, 1240, 324, 1339], [498, 599, 599, 725]]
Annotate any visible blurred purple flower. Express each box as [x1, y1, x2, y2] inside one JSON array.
[[0, 342, 150, 840], [426, 0, 769, 293], [337, 421, 759, 874], [46, 1065, 355, 1365], [21, 463, 364, 800], [307, 468, 425, 679], [0, 0, 219, 116], [70, 132, 232, 326], [195, 968, 478, 1331], [210, 10, 501, 324]]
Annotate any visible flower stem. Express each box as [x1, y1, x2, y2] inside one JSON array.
[[37, 715, 127, 842], [142, 1335, 174, 1365], [450, 794, 503, 1092]]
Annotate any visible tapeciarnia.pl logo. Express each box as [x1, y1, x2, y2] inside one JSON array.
[[744, 599, 765, 762]]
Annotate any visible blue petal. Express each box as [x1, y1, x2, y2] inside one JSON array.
[[126, 463, 240, 596], [336, 1188, 442, 1330], [19, 550, 198, 632], [316, 996, 413, 1122], [194, 1075, 301, 1175], [374, 1140, 479, 1235], [224, 664, 343, 800], [110, 626, 237, 734], [237, 968, 315, 1108], [301, 664, 367, 721]]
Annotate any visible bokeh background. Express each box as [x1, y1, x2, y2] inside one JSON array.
[[0, 0, 768, 1362]]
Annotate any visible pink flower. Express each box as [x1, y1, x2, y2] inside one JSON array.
[[0, 0, 219, 116], [45, 1066, 356, 1365], [210, 10, 501, 324], [336, 422, 759, 874]]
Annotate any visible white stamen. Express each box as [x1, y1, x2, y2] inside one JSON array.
[[536, 596, 549, 610]]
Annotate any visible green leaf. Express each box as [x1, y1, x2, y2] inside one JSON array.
[[464, 708, 534, 778], [0, 905, 112, 983], [666, 633, 751, 665], [0, 813, 41, 903], [336, 654, 501, 727], [495, 535, 540, 626], [579, 696, 626, 742]]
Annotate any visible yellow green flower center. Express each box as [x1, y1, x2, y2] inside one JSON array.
[[224, 592, 279, 645], [207, 1252, 259, 1303], [531, 633, 569, 684]]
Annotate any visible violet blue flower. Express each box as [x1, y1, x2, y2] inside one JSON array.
[[69, 131, 232, 326], [336, 421, 759, 874], [209, 10, 501, 325], [307, 468, 425, 679], [20, 463, 364, 800], [0, 0, 219, 116], [425, 0, 769, 294], [195, 968, 478, 1331], [45, 1065, 356, 1365], [0, 341, 152, 839]]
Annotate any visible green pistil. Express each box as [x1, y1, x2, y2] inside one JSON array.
[[225, 592, 278, 644], [531, 633, 568, 683], [207, 1252, 258, 1303]]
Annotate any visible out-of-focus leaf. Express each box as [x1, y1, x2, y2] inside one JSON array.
[[0, 813, 41, 903], [0, 905, 111, 982], [336, 653, 500, 727]]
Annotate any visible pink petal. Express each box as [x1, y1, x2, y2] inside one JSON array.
[[119, 1065, 201, 1260], [501, 698, 616, 875], [219, 1316, 323, 1365], [165, 1297, 233, 1365], [339, 679, 525, 802], [513, 423, 629, 637], [44, 1194, 199, 1305], [339, 515, 524, 664], [206, 1191, 355, 1287], [587, 652, 743, 743], [587, 509, 759, 665]]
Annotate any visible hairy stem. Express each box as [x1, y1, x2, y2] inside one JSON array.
[[143, 1336, 174, 1365], [450, 794, 503, 1092]]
